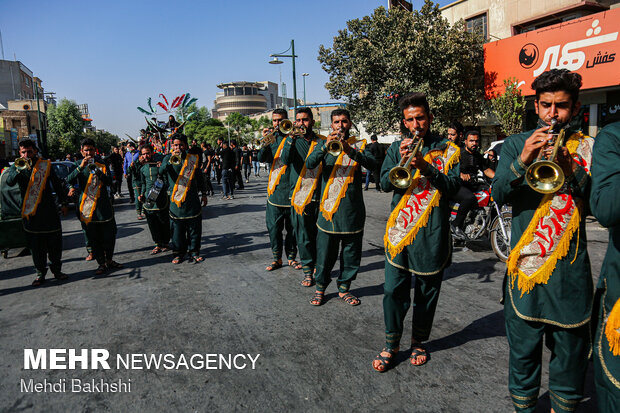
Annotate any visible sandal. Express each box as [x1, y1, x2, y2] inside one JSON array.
[[288, 260, 302, 270], [372, 347, 399, 372], [137, 214, 145, 220], [106, 261, 123, 270], [53, 272, 68, 280], [151, 246, 162, 255], [410, 344, 429, 366], [95, 265, 107, 275], [32, 275, 45, 286], [309, 291, 325, 306], [300, 275, 315, 287], [172, 256, 183, 264], [265, 261, 282, 271], [190, 255, 205, 263], [85, 252, 94, 261], [339, 292, 361, 306]]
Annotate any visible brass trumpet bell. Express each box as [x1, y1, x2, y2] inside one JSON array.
[[327, 140, 343, 157], [170, 154, 182, 165], [87, 163, 99, 174], [14, 157, 32, 170], [388, 166, 413, 189], [279, 119, 293, 135], [525, 160, 565, 194]]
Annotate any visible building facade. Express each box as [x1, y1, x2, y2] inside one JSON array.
[[212, 80, 297, 120], [0, 60, 43, 109], [441, 0, 620, 138], [0, 99, 47, 158]]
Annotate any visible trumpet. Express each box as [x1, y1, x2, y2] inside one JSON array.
[[170, 154, 182, 165], [525, 118, 566, 194], [260, 120, 296, 147], [388, 131, 423, 189], [86, 159, 100, 175], [326, 128, 346, 157], [14, 157, 32, 170]]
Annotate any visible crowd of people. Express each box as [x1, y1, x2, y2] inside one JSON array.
[[2, 68, 618, 411]]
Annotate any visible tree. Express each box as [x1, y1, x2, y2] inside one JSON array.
[[224, 112, 252, 143], [83, 130, 120, 154], [491, 78, 526, 136], [318, 1, 485, 134], [47, 99, 85, 158]]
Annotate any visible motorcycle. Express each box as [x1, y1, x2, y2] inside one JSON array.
[[449, 179, 512, 262]]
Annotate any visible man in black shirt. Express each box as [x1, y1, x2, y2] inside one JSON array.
[[231, 140, 244, 190], [452, 130, 495, 239], [241, 144, 252, 183], [215, 137, 223, 185], [201, 142, 215, 196], [364, 135, 384, 191], [220, 141, 236, 200], [106, 146, 124, 198]]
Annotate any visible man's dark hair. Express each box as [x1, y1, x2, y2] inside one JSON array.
[[330, 108, 351, 121], [127, 142, 136, 149], [18, 139, 37, 150], [81, 138, 96, 148], [465, 130, 480, 139], [140, 144, 154, 152], [272, 108, 288, 119], [371, 135, 378, 142], [398, 92, 430, 116], [172, 133, 188, 144], [448, 120, 464, 135], [531, 69, 583, 103], [297, 107, 313, 118], [231, 140, 238, 147]]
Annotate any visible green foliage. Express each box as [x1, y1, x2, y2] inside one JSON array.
[[224, 112, 253, 143], [491, 78, 526, 136], [83, 130, 120, 154], [47, 99, 86, 158], [318, 1, 485, 134]]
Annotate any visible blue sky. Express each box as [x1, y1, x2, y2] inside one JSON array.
[[0, 0, 453, 137]]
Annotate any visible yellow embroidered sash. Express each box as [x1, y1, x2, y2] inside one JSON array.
[[291, 137, 324, 215], [605, 298, 620, 356], [171, 153, 199, 208], [267, 137, 287, 196], [21, 159, 51, 219], [507, 132, 594, 296], [320, 137, 366, 221], [79, 162, 107, 224], [384, 142, 460, 258]]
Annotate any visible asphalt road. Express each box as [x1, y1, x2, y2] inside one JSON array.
[[0, 174, 609, 412]]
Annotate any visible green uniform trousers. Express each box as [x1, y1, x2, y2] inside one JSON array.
[[383, 262, 444, 349], [82, 228, 92, 253], [504, 283, 590, 413], [291, 202, 318, 278], [171, 215, 201, 257], [145, 209, 170, 248], [82, 220, 117, 266], [265, 202, 296, 261], [314, 230, 362, 293], [594, 291, 620, 413], [133, 187, 143, 214], [26, 230, 63, 277]]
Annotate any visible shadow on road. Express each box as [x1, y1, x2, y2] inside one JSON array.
[[427, 310, 506, 353]]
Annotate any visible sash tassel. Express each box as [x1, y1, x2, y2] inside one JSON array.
[[605, 298, 620, 356]]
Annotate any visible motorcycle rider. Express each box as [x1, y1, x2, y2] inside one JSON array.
[[451, 130, 495, 239]]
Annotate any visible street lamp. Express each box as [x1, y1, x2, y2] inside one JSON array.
[[268, 39, 298, 116], [302, 73, 309, 106]]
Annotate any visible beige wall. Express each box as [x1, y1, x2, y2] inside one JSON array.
[[6, 99, 47, 113], [441, 0, 597, 39]]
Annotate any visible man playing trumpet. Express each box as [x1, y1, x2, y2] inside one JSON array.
[[6, 139, 70, 286], [159, 134, 208, 264], [305, 108, 376, 306], [492, 69, 593, 413], [281, 107, 325, 287], [373, 92, 460, 371], [258, 108, 298, 272]]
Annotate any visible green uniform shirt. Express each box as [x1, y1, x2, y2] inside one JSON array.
[[158, 152, 205, 219], [281, 132, 325, 202], [590, 120, 620, 311], [492, 128, 592, 327], [139, 153, 169, 211], [258, 133, 292, 207], [380, 133, 461, 274], [305, 137, 377, 234], [6, 158, 68, 233], [66, 158, 115, 223]]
